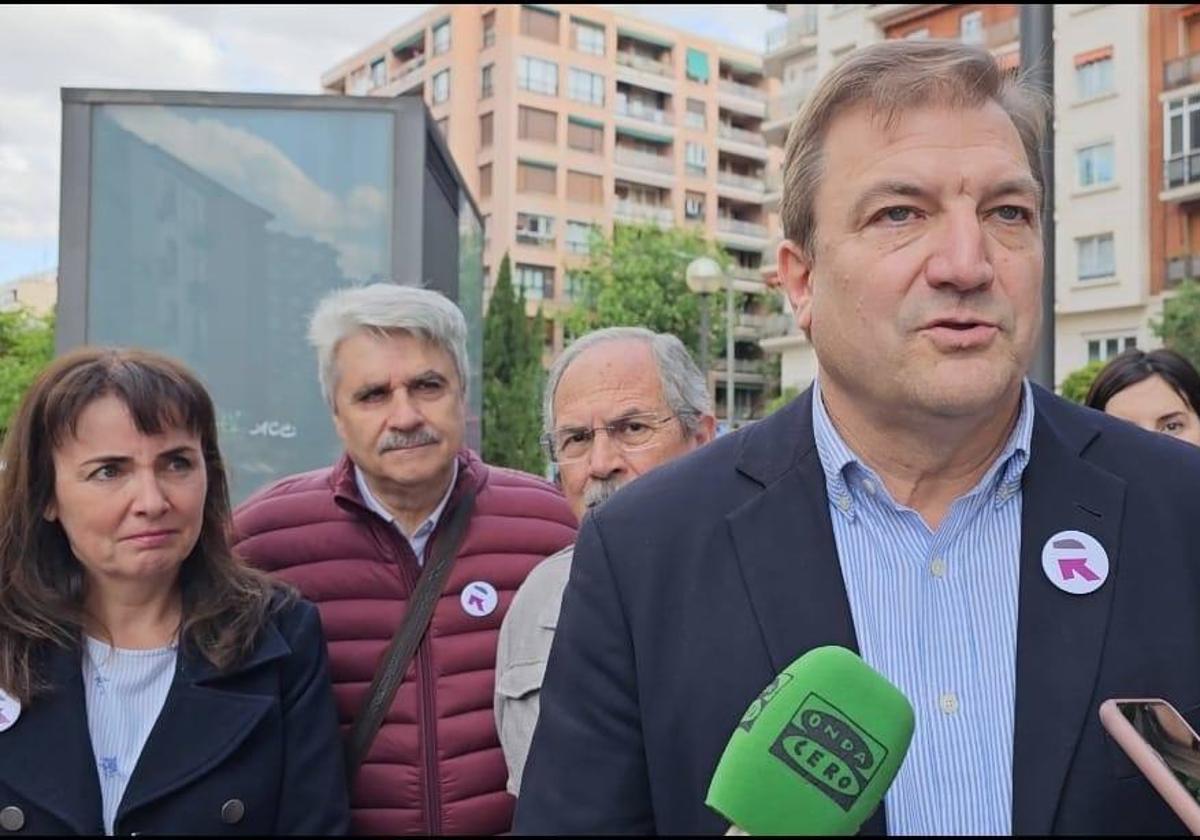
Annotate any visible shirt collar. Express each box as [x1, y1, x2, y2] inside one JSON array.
[[354, 459, 459, 539], [812, 376, 1035, 519]]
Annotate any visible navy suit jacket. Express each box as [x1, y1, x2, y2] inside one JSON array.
[[0, 596, 349, 835], [515, 386, 1200, 835]]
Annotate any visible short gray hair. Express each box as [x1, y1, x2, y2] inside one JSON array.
[[544, 327, 712, 437], [308, 283, 469, 407]]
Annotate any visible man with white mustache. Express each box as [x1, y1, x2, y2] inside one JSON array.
[[494, 327, 715, 796]]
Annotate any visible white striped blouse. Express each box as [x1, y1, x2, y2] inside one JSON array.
[[82, 636, 177, 836], [812, 378, 1034, 835]]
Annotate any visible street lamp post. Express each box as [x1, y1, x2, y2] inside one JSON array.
[[686, 257, 734, 428]]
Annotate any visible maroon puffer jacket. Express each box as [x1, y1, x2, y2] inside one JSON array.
[[232, 449, 576, 835]]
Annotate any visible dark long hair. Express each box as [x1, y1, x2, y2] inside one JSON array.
[[1085, 348, 1200, 417], [0, 347, 285, 703]]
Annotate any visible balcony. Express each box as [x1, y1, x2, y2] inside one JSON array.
[[1167, 254, 1200, 289], [615, 100, 674, 127], [515, 231, 557, 250], [1166, 52, 1200, 91], [764, 169, 783, 210], [717, 170, 767, 196], [684, 112, 706, 130], [614, 199, 673, 226], [719, 79, 766, 103], [373, 54, 426, 96], [614, 146, 674, 172], [1161, 153, 1200, 203], [616, 50, 673, 77], [717, 123, 766, 147], [716, 218, 770, 244]]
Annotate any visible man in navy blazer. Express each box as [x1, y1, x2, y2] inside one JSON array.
[[516, 39, 1200, 836]]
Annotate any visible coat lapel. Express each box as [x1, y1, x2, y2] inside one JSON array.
[[725, 389, 886, 835], [1011, 391, 1124, 834], [0, 646, 104, 834], [117, 620, 290, 820]]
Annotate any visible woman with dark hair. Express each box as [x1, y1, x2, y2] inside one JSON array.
[[0, 347, 349, 835], [1085, 348, 1200, 446]]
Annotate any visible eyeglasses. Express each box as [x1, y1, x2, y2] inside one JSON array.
[[541, 412, 689, 464]]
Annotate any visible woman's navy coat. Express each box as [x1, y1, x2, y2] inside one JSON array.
[[0, 597, 350, 835]]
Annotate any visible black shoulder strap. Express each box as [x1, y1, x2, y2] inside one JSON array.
[[344, 488, 478, 781]]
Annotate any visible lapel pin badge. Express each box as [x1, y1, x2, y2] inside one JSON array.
[[461, 581, 499, 618], [1041, 530, 1109, 595], [0, 688, 20, 732]]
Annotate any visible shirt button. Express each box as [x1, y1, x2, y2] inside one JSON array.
[[940, 692, 960, 715], [930, 557, 947, 578], [836, 495, 851, 512]]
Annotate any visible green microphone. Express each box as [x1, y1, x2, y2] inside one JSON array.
[[706, 646, 915, 835]]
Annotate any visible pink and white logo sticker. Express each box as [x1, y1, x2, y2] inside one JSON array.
[[0, 689, 20, 733], [1041, 530, 1109, 596]]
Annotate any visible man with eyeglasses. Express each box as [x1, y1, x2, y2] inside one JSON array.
[[494, 326, 715, 795]]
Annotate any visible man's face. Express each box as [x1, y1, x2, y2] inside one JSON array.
[[778, 102, 1043, 420], [552, 340, 714, 522], [331, 330, 465, 495]]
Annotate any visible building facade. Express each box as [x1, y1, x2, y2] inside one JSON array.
[[0, 270, 56, 316], [322, 4, 780, 425]]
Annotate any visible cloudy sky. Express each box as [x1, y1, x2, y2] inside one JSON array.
[[0, 4, 782, 286]]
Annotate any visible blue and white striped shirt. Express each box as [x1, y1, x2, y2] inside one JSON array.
[[82, 636, 177, 836], [812, 379, 1034, 835]]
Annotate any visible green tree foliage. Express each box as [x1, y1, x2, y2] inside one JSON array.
[[1059, 360, 1106, 405], [481, 255, 546, 475], [1153, 279, 1200, 372], [0, 307, 55, 439], [564, 223, 734, 359]]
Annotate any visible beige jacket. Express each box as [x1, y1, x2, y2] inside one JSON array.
[[493, 545, 574, 795]]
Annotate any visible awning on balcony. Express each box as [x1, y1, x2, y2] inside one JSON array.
[[618, 26, 673, 49], [686, 47, 710, 82], [569, 115, 605, 130], [720, 56, 761, 76], [392, 30, 424, 53], [616, 124, 672, 144]]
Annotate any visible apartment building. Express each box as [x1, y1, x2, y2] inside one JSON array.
[[760, 4, 1165, 393], [322, 4, 779, 425], [0, 270, 56, 316]]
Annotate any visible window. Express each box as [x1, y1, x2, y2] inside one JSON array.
[[573, 18, 605, 55], [1076, 50, 1114, 100], [432, 69, 450, 104], [518, 161, 557, 195], [480, 112, 494, 148], [479, 163, 493, 199], [568, 68, 605, 106], [370, 58, 387, 89], [517, 212, 555, 246], [566, 221, 595, 254], [566, 170, 604, 204], [1076, 142, 1114, 188], [959, 10, 984, 45], [686, 47, 710, 83], [685, 142, 707, 176], [568, 118, 604, 154], [521, 6, 559, 44], [685, 98, 706, 130], [685, 191, 705, 220], [514, 263, 554, 300], [564, 270, 586, 300], [482, 10, 496, 49], [1087, 335, 1137, 363], [433, 20, 451, 55], [518, 56, 558, 96], [1165, 96, 1200, 188], [481, 63, 494, 99], [518, 105, 558, 143], [1077, 233, 1115, 280]]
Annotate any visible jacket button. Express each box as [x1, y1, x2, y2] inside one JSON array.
[[220, 799, 245, 825], [0, 807, 23, 832]]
